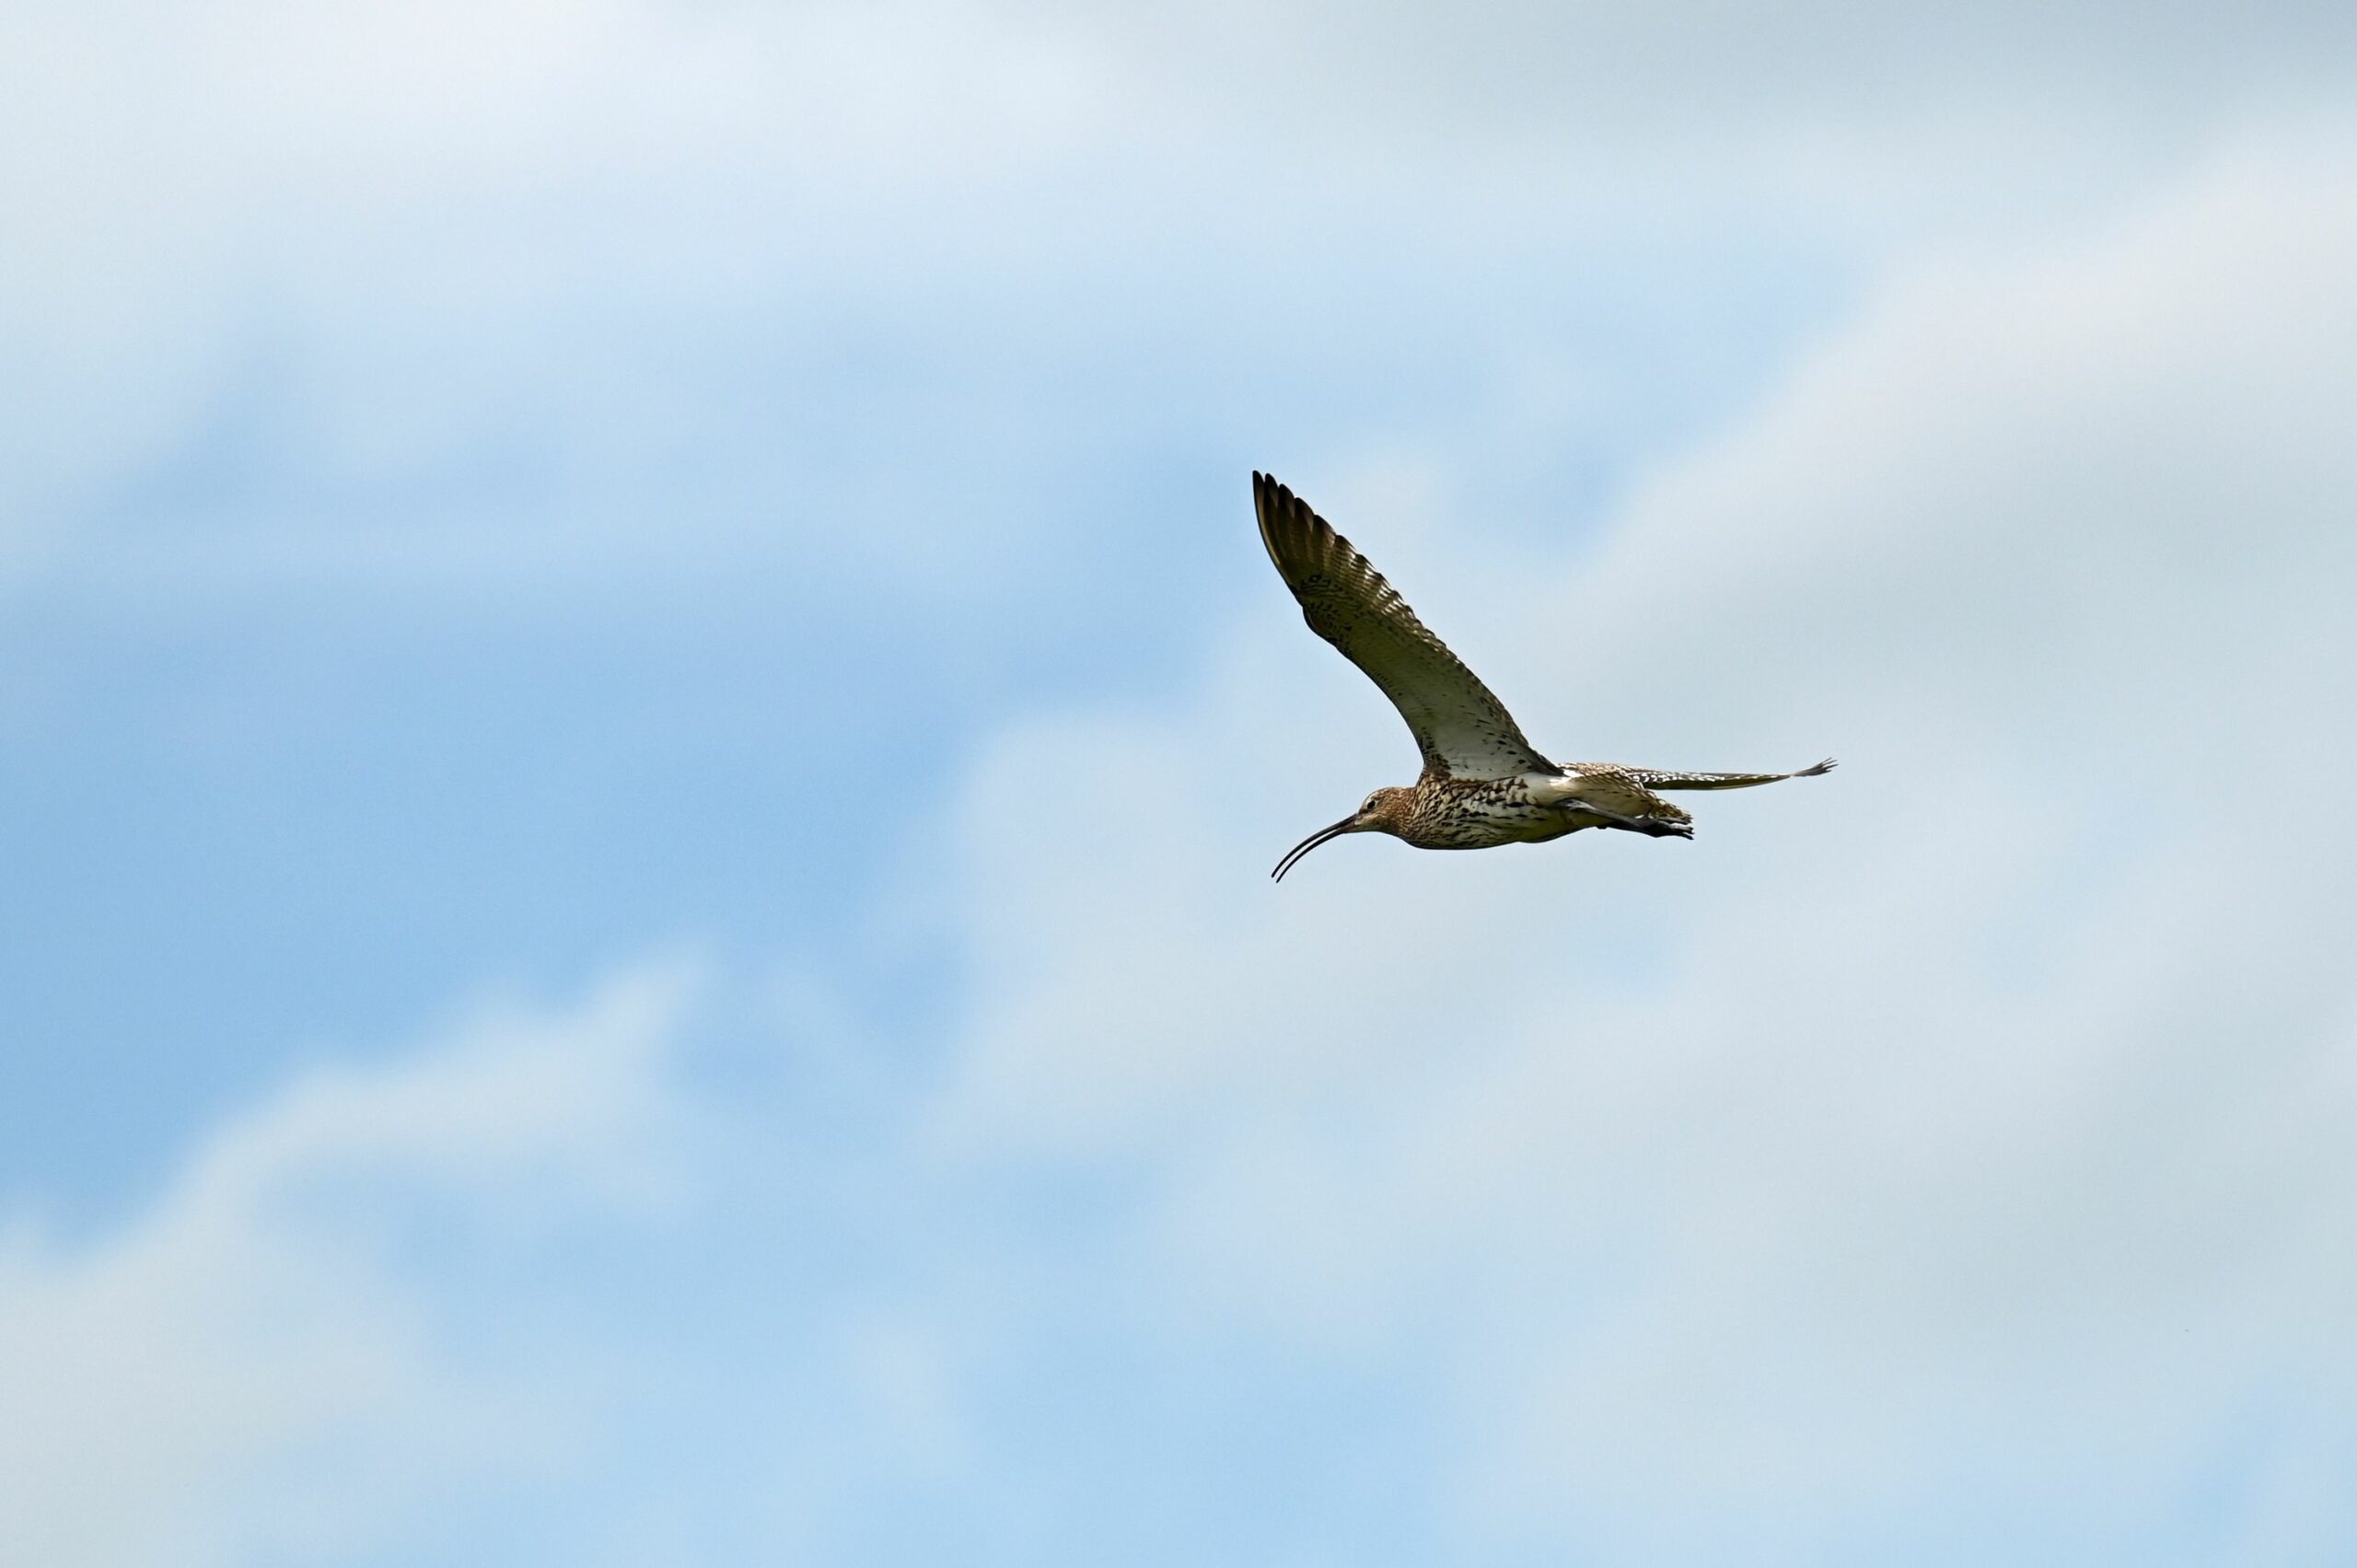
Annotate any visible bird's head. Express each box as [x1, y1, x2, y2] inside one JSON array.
[[1271, 786, 1414, 882]]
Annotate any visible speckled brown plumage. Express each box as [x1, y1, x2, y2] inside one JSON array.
[[1256, 472, 1835, 881]]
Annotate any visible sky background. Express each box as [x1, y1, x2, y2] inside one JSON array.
[[6, 3, 2357, 1563]]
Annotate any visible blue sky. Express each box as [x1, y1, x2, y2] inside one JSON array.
[[6, 4, 2357, 1564]]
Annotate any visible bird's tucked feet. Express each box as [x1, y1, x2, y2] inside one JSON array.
[[1563, 796, 1693, 839]]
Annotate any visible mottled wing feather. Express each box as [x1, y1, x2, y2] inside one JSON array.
[[1550, 766, 1692, 827], [1625, 759, 1838, 791], [1255, 472, 1549, 782]]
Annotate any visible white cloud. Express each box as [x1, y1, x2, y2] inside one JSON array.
[[0, 962, 700, 1568], [925, 129, 2357, 1558], [9, 0, 2351, 608], [0, 0, 1120, 589]]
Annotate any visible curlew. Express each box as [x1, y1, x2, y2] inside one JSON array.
[[1257, 471, 1834, 881]]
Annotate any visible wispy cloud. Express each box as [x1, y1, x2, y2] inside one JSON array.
[[7, 5, 2357, 1562], [923, 133, 2357, 1562], [0, 963, 699, 1567], [14, 1, 2345, 609]]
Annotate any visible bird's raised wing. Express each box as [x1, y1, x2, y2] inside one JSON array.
[[1255, 471, 1550, 782]]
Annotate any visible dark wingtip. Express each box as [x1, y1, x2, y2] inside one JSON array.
[[1800, 757, 1838, 776], [1254, 471, 1321, 578], [1254, 471, 1308, 518]]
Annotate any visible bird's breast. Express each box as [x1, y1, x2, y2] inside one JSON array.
[[1404, 778, 1561, 849]]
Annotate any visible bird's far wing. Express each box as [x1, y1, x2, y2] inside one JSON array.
[[1623, 760, 1837, 791], [1255, 471, 1550, 782]]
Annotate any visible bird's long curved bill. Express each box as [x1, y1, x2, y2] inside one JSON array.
[[1271, 816, 1356, 882]]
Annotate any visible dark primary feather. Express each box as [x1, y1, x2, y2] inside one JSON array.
[[1254, 472, 1550, 782]]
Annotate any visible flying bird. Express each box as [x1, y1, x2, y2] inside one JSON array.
[[1257, 471, 1833, 881]]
